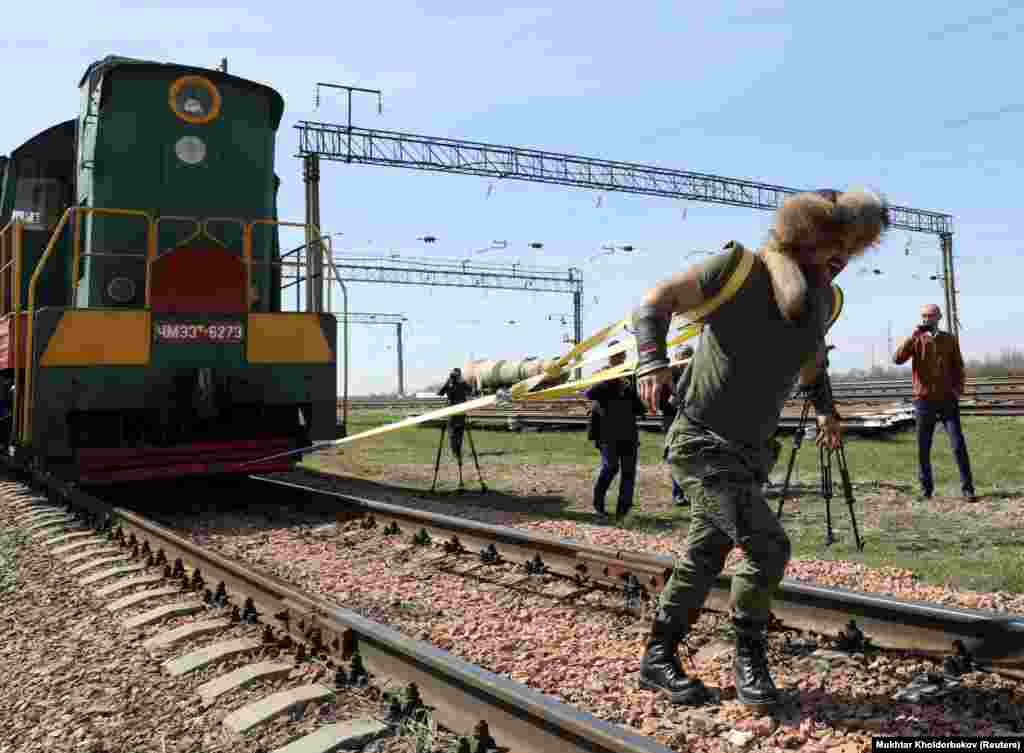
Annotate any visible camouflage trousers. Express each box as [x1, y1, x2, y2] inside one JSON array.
[[656, 414, 790, 627]]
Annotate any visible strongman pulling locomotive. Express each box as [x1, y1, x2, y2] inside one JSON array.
[[631, 188, 890, 707]]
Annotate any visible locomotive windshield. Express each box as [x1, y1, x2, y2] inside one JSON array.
[[8, 120, 75, 231], [13, 167, 67, 231]]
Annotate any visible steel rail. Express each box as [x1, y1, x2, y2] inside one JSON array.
[[342, 387, 1024, 412], [16, 466, 677, 753], [439, 407, 1019, 423], [347, 377, 1024, 402], [409, 414, 921, 435], [262, 473, 1024, 680], [341, 402, 1022, 415]]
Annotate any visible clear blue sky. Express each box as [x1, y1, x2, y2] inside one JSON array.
[[3, 2, 1021, 395]]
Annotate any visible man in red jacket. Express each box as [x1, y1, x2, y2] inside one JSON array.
[[893, 304, 976, 502]]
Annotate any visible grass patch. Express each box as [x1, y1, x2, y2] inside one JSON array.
[[0, 528, 27, 594], [308, 411, 1024, 593]]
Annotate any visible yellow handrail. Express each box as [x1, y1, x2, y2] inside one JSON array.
[[146, 215, 202, 306], [11, 223, 22, 439], [21, 207, 73, 444], [153, 216, 202, 255], [1, 221, 9, 317], [0, 221, 22, 318], [13, 221, 22, 316], [19, 211, 319, 443], [200, 217, 247, 250], [69, 207, 154, 307], [249, 220, 321, 311]]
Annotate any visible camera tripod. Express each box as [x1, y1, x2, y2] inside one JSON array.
[[774, 381, 865, 551], [430, 418, 487, 494]]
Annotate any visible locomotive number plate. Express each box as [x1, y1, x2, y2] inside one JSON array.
[[155, 322, 244, 343]]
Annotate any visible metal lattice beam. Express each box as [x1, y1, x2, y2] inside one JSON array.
[[295, 121, 953, 235], [326, 256, 584, 296], [344, 312, 407, 325]]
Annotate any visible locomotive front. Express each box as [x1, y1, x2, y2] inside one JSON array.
[[0, 56, 337, 483]]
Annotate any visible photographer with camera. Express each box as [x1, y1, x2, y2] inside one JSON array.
[[893, 304, 976, 503], [585, 343, 647, 520], [438, 367, 473, 464], [631, 188, 889, 709]]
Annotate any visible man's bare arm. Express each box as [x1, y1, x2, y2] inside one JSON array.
[[635, 265, 705, 413], [641, 266, 706, 315]]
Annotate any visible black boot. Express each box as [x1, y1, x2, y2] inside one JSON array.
[[733, 618, 778, 708], [638, 612, 709, 705]]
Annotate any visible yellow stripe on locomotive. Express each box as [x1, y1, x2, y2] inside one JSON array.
[[0, 55, 339, 484]]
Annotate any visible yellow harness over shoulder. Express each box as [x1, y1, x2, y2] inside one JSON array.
[[245, 243, 845, 460]]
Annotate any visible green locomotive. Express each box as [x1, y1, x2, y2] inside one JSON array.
[[0, 55, 337, 483]]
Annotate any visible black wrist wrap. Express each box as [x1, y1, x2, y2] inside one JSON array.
[[807, 376, 836, 418], [633, 304, 671, 377]]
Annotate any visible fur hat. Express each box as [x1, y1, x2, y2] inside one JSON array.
[[772, 188, 890, 260]]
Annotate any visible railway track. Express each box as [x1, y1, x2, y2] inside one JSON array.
[[337, 400, 1023, 437], [261, 472, 1024, 681], [440, 404, 1023, 434], [2, 467, 682, 753], [6, 465, 1024, 751], [341, 378, 1024, 420]]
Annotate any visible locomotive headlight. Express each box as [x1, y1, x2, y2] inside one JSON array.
[[169, 75, 222, 124], [175, 136, 207, 165], [106, 276, 137, 304]]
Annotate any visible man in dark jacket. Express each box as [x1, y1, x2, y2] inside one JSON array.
[[585, 344, 647, 519], [893, 304, 976, 502], [438, 368, 473, 465]]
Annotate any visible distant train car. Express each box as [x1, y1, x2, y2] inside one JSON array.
[[0, 55, 337, 484]]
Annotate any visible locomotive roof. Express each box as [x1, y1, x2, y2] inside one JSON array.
[[79, 55, 285, 129], [10, 119, 76, 162]]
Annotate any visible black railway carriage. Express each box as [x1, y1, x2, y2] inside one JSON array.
[[0, 55, 337, 483]]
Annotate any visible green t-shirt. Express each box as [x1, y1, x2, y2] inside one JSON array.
[[682, 244, 834, 448]]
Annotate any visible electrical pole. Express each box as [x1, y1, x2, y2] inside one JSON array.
[[572, 270, 583, 381], [396, 320, 405, 396], [940, 232, 960, 339], [344, 312, 406, 396], [303, 154, 322, 312]]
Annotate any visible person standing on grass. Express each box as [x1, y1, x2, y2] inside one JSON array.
[[631, 188, 889, 709], [893, 304, 977, 503], [585, 342, 647, 520]]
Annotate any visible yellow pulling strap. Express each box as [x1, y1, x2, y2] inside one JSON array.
[[828, 284, 843, 331], [240, 243, 757, 464], [510, 244, 754, 400], [236, 395, 501, 466], [683, 245, 755, 323], [328, 394, 499, 447]]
